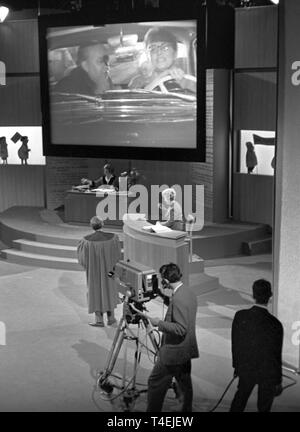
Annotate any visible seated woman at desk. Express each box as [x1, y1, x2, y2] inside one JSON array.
[[159, 188, 185, 231], [81, 163, 118, 190]]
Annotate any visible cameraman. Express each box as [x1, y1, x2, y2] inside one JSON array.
[[145, 263, 199, 412]]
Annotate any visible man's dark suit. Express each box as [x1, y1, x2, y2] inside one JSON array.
[[147, 284, 199, 412], [230, 305, 283, 412], [54, 67, 114, 96], [54, 67, 96, 95]]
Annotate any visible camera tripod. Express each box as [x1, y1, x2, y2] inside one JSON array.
[[97, 298, 160, 411]]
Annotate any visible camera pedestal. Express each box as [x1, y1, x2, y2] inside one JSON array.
[[97, 302, 160, 411]]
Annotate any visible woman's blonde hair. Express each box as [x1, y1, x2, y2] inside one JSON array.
[[162, 188, 176, 203]]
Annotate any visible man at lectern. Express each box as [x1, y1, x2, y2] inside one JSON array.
[[81, 163, 118, 190], [77, 216, 121, 327]]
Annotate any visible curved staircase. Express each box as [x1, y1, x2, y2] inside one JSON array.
[[2, 239, 81, 270], [0, 206, 123, 271], [0, 207, 271, 296]]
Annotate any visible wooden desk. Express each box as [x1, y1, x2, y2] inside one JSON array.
[[64, 190, 134, 225], [123, 215, 189, 286]]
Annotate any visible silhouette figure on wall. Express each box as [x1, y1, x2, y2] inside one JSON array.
[[0, 136, 8, 164], [18, 136, 31, 165], [271, 156, 275, 170], [245, 141, 258, 174]]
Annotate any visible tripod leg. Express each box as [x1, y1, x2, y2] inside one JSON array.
[[131, 324, 142, 389], [142, 317, 160, 354], [121, 323, 142, 412], [100, 317, 125, 381]]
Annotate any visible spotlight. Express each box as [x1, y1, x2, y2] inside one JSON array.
[[0, 5, 9, 22], [270, 0, 279, 4], [240, 0, 253, 6], [70, 0, 82, 12]]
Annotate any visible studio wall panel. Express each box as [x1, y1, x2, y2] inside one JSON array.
[[0, 166, 45, 213], [232, 173, 273, 226], [206, 1, 234, 69], [0, 20, 39, 73], [0, 76, 41, 126], [274, 0, 300, 370], [235, 6, 278, 69], [234, 71, 277, 131], [212, 69, 230, 222]]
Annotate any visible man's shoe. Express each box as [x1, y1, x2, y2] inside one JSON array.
[[89, 322, 104, 327], [107, 318, 117, 326]]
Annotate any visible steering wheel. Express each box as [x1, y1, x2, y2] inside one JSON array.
[[144, 74, 196, 93]]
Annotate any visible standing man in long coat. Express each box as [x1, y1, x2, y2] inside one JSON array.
[[77, 216, 121, 327]]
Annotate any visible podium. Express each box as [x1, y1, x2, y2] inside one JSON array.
[[123, 215, 189, 286], [64, 190, 134, 225]]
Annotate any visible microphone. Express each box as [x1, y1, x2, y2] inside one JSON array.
[[185, 214, 195, 262], [186, 214, 195, 224]]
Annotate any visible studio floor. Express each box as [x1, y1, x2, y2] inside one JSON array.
[[0, 253, 299, 412]]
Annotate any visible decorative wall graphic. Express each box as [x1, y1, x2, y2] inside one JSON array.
[[11, 131, 22, 143], [0, 127, 45, 165], [253, 133, 276, 170], [239, 130, 275, 175], [17, 136, 31, 165], [11, 132, 31, 165], [245, 141, 258, 174], [0, 136, 8, 164], [253, 134, 276, 146]]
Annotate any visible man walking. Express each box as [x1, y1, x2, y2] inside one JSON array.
[[230, 279, 283, 412]]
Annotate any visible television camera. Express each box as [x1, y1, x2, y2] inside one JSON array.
[[108, 260, 169, 324], [97, 260, 169, 410], [109, 260, 161, 303]]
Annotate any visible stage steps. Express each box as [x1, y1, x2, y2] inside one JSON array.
[[191, 223, 271, 259], [0, 238, 126, 271], [0, 206, 272, 272], [242, 237, 272, 255], [12, 239, 78, 258], [0, 248, 82, 271], [0, 236, 218, 293], [1, 237, 81, 270]]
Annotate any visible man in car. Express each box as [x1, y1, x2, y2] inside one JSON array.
[[54, 42, 113, 95], [129, 27, 196, 93]]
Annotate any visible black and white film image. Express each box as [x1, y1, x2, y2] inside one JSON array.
[[47, 20, 197, 148]]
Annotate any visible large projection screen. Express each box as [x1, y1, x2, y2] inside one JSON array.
[[39, 12, 206, 161]]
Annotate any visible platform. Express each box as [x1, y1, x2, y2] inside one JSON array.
[[0, 206, 271, 294]]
